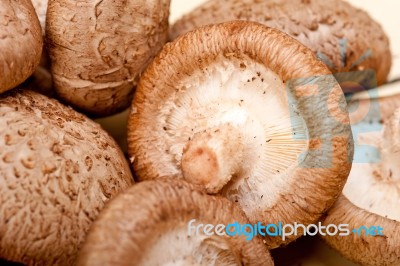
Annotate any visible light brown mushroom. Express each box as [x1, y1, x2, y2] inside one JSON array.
[[0, 0, 43, 94], [322, 108, 400, 266], [170, 0, 391, 86], [46, 0, 171, 116], [127, 21, 354, 248], [0, 89, 134, 265], [77, 179, 274, 266]]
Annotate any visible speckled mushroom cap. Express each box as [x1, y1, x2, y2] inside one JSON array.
[[322, 108, 400, 266], [46, 0, 171, 116], [77, 179, 274, 266], [0, 0, 43, 94], [170, 0, 391, 86], [127, 21, 354, 248], [0, 90, 134, 265]]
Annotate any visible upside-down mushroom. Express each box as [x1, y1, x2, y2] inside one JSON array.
[[46, 0, 171, 116], [28, 0, 53, 96], [0, 0, 42, 94], [0, 90, 133, 265], [77, 179, 274, 266], [322, 108, 400, 266], [127, 21, 354, 247], [170, 0, 391, 86]]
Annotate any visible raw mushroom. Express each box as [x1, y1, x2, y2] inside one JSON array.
[[0, 90, 134, 265], [46, 0, 171, 116], [322, 108, 400, 266], [77, 179, 274, 266], [170, 0, 392, 86], [127, 21, 354, 248], [0, 0, 43, 94]]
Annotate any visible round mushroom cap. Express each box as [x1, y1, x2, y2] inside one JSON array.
[[77, 179, 274, 266], [127, 21, 354, 248], [46, 0, 171, 116], [170, 0, 391, 86], [322, 108, 400, 266], [0, 0, 43, 94], [0, 90, 134, 265]]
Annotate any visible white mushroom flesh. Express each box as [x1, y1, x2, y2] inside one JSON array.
[[344, 109, 400, 221], [158, 54, 309, 212]]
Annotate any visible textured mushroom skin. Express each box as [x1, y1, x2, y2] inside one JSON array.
[[128, 21, 354, 248], [46, 0, 171, 116], [0, 90, 134, 265], [0, 0, 43, 94], [78, 179, 274, 266], [322, 196, 400, 266], [171, 0, 391, 86]]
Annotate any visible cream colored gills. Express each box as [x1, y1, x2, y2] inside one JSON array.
[[160, 55, 309, 195], [345, 109, 400, 221], [138, 227, 240, 266]]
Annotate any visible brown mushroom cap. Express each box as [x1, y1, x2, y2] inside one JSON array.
[[322, 108, 400, 265], [77, 179, 274, 266], [46, 0, 171, 116], [0, 90, 134, 265], [0, 0, 43, 94], [127, 21, 353, 247], [170, 0, 391, 86]]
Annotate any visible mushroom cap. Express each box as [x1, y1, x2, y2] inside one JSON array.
[[170, 0, 391, 86], [77, 179, 274, 266], [0, 90, 134, 265], [0, 0, 43, 94], [322, 108, 400, 266], [46, 0, 171, 116], [127, 21, 353, 247]]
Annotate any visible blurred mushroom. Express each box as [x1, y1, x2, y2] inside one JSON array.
[[127, 21, 353, 247], [0, 90, 133, 265], [322, 108, 400, 266], [46, 0, 171, 116], [77, 179, 274, 266], [0, 0, 42, 94], [171, 0, 391, 87]]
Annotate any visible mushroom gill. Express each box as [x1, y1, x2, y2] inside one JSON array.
[[77, 179, 274, 266], [322, 107, 400, 266]]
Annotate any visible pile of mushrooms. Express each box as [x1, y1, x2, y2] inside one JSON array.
[[0, 0, 399, 265], [127, 21, 353, 248], [170, 0, 392, 87], [78, 179, 274, 266]]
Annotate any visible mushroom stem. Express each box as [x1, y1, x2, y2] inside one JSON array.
[[181, 124, 244, 194], [378, 109, 400, 181]]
